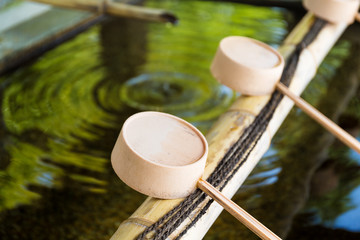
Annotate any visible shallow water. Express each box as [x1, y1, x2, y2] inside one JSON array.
[[0, 0, 359, 239]]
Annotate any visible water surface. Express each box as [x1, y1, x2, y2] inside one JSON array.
[[0, 0, 359, 239]]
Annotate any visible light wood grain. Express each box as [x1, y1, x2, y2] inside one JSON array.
[[197, 178, 281, 240], [27, 0, 176, 23], [110, 13, 348, 240]]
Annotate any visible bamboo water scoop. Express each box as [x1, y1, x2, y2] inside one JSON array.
[[303, 0, 360, 24], [111, 111, 281, 240], [211, 36, 360, 154]]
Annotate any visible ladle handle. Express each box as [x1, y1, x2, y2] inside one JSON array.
[[197, 178, 281, 240], [276, 82, 360, 154]]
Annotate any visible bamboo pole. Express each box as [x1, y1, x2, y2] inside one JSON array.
[[27, 0, 177, 23], [110, 13, 348, 240]]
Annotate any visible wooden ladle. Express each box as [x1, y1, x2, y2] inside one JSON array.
[[303, 0, 360, 24], [211, 36, 360, 154], [111, 111, 281, 240]]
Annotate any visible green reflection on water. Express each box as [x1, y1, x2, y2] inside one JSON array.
[[0, 1, 288, 239], [0, 28, 110, 211], [2, 0, 359, 239]]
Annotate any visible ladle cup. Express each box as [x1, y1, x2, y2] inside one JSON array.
[[111, 111, 281, 240], [303, 0, 360, 24], [211, 36, 360, 154]]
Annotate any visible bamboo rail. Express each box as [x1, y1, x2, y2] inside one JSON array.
[[110, 13, 348, 239], [27, 0, 177, 23]]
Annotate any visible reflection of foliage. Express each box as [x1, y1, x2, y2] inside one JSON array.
[[0, 1, 286, 211], [272, 40, 359, 234], [136, 0, 288, 131], [0, 141, 55, 211], [1, 1, 288, 239], [1, 0, 358, 239], [343, 44, 360, 122], [0, 27, 110, 210], [306, 158, 360, 224], [274, 39, 358, 235], [346, 93, 360, 121]]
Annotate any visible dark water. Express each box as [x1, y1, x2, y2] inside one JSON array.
[[0, 0, 359, 239]]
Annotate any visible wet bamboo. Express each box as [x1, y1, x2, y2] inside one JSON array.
[[27, 0, 177, 23], [110, 13, 348, 240]]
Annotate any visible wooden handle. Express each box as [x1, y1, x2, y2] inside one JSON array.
[[28, 0, 177, 23], [197, 178, 281, 240], [276, 82, 360, 154]]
